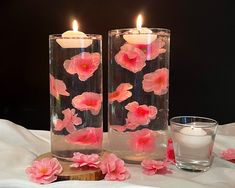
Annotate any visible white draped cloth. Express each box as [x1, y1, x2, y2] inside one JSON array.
[[0, 119, 234, 188]]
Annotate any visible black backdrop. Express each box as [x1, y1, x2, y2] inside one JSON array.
[[0, 0, 234, 130]]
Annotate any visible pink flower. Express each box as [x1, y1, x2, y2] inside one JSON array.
[[129, 129, 156, 152], [50, 74, 70, 99], [110, 119, 140, 132], [64, 52, 101, 81], [65, 127, 102, 146], [72, 92, 102, 115], [115, 43, 146, 73], [109, 83, 133, 104], [166, 138, 176, 164], [141, 159, 170, 175], [53, 108, 82, 133], [134, 39, 166, 61], [70, 152, 100, 168], [99, 153, 130, 181], [220, 148, 235, 161], [25, 158, 62, 184], [142, 68, 169, 95], [125, 101, 158, 125]]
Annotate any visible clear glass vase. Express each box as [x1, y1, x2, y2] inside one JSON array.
[[108, 28, 170, 163], [49, 34, 102, 160]]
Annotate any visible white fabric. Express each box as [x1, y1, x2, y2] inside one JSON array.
[[0, 119, 235, 188]]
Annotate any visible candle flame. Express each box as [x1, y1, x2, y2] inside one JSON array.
[[136, 14, 143, 31], [72, 20, 79, 31]]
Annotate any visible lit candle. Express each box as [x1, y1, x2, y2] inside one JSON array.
[[56, 20, 92, 48], [123, 14, 157, 45], [175, 125, 211, 148]]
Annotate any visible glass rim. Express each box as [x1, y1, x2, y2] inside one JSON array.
[[108, 28, 170, 35], [170, 116, 218, 127], [49, 34, 102, 40]]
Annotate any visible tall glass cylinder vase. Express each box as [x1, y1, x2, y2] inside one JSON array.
[[49, 34, 102, 160], [108, 28, 170, 163]]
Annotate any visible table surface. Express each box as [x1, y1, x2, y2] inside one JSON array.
[[0, 119, 234, 188]]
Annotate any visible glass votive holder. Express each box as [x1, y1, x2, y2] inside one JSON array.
[[170, 116, 218, 172]]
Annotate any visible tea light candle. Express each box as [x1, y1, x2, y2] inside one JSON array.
[[123, 14, 157, 45], [56, 20, 92, 48], [175, 125, 211, 148]]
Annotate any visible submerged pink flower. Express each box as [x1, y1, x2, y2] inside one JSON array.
[[65, 127, 102, 146], [70, 152, 100, 168], [142, 68, 169, 95], [166, 138, 176, 164], [25, 158, 62, 184], [64, 52, 101, 81], [99, 153, 130, 181], [125, 101, 157, 125], [50, 74, 70, 99], [109, 83, 133, 104], [115, 43, 146, 73], [110, 119, 140, 132], [141, 159, 170, 175], [129, 129, 156, 152], [72, 92, 102, 115], [135, 38, 166, 61], [53, 108, 82, 133], [220, 148, 235, 161]]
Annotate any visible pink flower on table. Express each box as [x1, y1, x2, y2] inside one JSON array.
[[129, 129, 156, 152], [141, 159, 170, 175], [115, 43, 146, 73], [70, 152, 100, 168], [166, 138, 176, 164], [64, 52, 101, 81], [142, 68, 169, 96], [53, 108, 82, 133], [99, 153, 130, 181], [50, 74, 70, 99], [109, 83, 133, 104], [125, 101, 158, 125], [220, 148, 235, 161], [25, 158, 62, 184], [135, 38, 166, 61], [72, 92, 102, 115], [65, 127, 102, 146]]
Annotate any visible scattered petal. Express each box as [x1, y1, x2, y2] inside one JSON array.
[[70, 152, 100, 168], [129, 129, 156, 152], [220, 148, 235, 161], [50, 74, 70, 99], [54, 108, 82, 133], [25, 158, 62, 184], [99, 153, 130, 181], [141, 159, 171, 175], [125, 101, 157, 126], [142, 68, 169, 95], [115, 43, 146, 73], [65, 127, 102, 146], [166, 138, 176, 164], [72, 92, 102, 115], [64, 52, 101, 81], [109, 83, 133, 104]]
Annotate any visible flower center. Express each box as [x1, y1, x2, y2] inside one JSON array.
[[155, 76, 164, 85], [136, 107, 149, 116], [40, 167, 48, 175], [138, 135, 150, 146], [110, 91, 120, 98], [123, 54, 137, 65], [84, 99, 97, 107]]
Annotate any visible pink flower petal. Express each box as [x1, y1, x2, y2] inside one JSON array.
[[166, 138, 176, 164], [142, 68, 169, 95], [72, 92, 102, 115], [25, 157, 62, 184], [64, 52, 101, 81], [50, 74, 70, 99], [220, 148, 235, 161], [99, 153, 130, 181], [141, 159, 170, 176], [65, 127, 102, 146], [125, 101, 158, 126], [115, 43, 146, 73], [53, 108, 82, 133], [129, 129, 156, 152], [109, 83, 133, 104], [70, 152, 100, 168]]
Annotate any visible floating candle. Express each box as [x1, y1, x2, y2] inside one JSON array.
[[123, 14, 157, 45], [56, 20, 92, 48]]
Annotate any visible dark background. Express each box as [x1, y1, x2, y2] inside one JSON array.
[[0, 0, 234, 130]]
